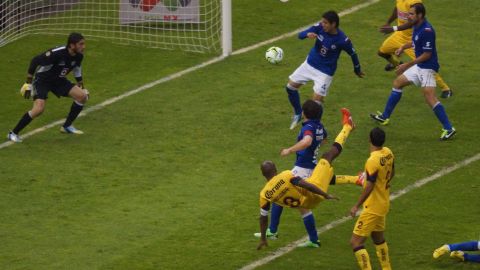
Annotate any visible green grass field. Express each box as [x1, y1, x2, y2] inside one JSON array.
[[1, 0, 479, 269]]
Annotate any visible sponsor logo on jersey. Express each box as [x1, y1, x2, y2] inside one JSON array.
[[265, 179, 286, 199], [59, 61, 66, 66]]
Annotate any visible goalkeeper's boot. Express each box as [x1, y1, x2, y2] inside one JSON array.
[[370, 111, 390, 125], [7, 131, 22, 143], [450, 251, 465, 261], [289, 114, 302, 130], [441, 89, 453, 99], [440, 128, 456, 141], [433, 244, 450, 259], [60, 125, 84, 135], [341, 108, 355, 130], [254, 228, 278, 240], [298, 240, 321, 248]]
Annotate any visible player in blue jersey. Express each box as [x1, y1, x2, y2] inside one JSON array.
[[285, 10, 364, 130], [434, 241, 480, 263], [254, 100, 361, 248], [370, 3, 456, 140]]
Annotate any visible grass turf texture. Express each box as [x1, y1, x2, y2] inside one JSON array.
[[0, 0, 479, 269]]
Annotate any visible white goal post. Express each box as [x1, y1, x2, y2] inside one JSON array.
[[0, 0, 232, 54]]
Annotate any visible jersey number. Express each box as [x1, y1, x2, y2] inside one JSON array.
[[385, 170, 393, 189], [283, 197, 300, 208]]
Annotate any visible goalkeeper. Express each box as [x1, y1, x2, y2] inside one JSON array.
[[7, 32, 89, 143]]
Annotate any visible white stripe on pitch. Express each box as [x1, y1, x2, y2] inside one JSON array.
[[238, 153, 480, 270], [0, 0, 380, 149]]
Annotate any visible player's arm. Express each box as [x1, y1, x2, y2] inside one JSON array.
[[290, 177, 339, 200], [21, 51, 54, 98], [342, 38, 364, 78], [349, 170, 376, 217], [257, 202, 270, 250], [73, 55, 84, 88], [298, 25, 319, 39], [280, 133, 312, 156]]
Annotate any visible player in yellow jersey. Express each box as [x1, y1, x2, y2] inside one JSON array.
[[257, 108, 358, 250], [378, 0, 453, 98], [349, 127, 394, 270]]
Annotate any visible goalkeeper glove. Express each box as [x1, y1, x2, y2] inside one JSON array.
[[20, 83, 33, 99]]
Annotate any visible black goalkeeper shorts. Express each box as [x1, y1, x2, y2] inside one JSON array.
[[33, 78, 75, 100]]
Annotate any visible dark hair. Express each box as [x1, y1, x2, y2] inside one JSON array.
[[302, 100, 323, 120], [67, 32, 85, 47], [322, 10, 340, 28], [411, 3, 426, 18], [370, 127, 386, 147]]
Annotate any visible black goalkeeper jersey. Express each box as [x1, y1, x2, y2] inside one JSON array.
[[28, 46, 83, 82]]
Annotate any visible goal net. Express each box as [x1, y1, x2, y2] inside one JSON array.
[[0, 0, 229, 54]]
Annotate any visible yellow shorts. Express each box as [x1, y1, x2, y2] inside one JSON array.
[[353, 212, 386, 237], [379, 32, 415, 59], [300, 158, 334, 209]]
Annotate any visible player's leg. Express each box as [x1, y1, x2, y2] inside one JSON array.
[[434, 73, 453, 98], [7, 79, 50, 142], [334, 172, 365, 186], [370, 72, 412, 125], [351, 231, 371, 269], [419, 69, 456, 140], [61, 83, 88, 134], [320, 108, 355, 165], [371, 217, 391, 270], [297, 208, 320, 248], [286, 62, 309, 129], [378, 33, 403, 71], [311, 69, 332, 106]]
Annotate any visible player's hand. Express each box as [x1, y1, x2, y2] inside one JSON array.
[[349, 205, 359, 217], [257, 239, 268, 250], [280, 148, 291, 156], [306, 32, 318, 39], [354, 65, 365, 78], [325, 194, 339, 201], [395, 47, 404, 56], [379, 25, 394, 34], [20, 83, 33, 99], [395, 63, 409, 76]]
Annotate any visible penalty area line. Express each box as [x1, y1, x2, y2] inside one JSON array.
[[0, 0, 380, 150], [238, 152, 480, 270]]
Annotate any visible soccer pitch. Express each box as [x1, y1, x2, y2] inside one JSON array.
[[0, 0, 479, 269]]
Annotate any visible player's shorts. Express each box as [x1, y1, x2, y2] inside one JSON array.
[[402, 65, 437, 88], [33, 78, 75, 100], [289, 61, 333, 97], [353, 212, 386, 237], [379, 32, 411, 55], [299, 158, 334, 208], [291, 166, 313, 179]]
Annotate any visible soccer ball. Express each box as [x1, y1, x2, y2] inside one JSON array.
[[265, 46, 283, 64]]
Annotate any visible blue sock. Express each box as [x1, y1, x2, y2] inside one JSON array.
[[382, 88, 402, 118], [432, 102, 453, 130], [464, 253, 480, 263], [449, 241, 479, 251], [286, 86, 302, 115], [269, 203, 283, 233], [302, 212, 318, 243]]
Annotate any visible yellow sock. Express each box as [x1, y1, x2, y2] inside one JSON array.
[[335, 175, 357, 184], [388, 54, 400, 66], [434, 73, 450, 91], [375, 242, 392, 270], [334, 125, 352, 148], [354, 248, 372, 270]]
